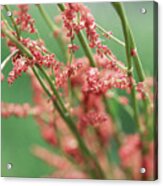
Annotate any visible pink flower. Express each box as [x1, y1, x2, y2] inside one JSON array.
[[14, 5, 36, 33], [1, 102, 36, 118], [82, 67, 131, 95], [68, 44, 79, 52], [61, 3, 118, 58], [6, 37, 60, 84], [7, 54, 29, 84], [41, 125, 57, 146]]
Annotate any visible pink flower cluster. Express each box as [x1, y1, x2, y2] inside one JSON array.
[[7, 53, 29, 84], [82, 67, 131, 95], [78, 111, 113, 143], [7, 38, 59, 84], [55, 59, 83, 88], [62, 3, 115, 57], [1, 102, 41, 118], [14, 5, 36, 33], [41, 125, 57, 146]]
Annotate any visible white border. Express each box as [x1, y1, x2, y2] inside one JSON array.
[[1, 0, 162, 185]]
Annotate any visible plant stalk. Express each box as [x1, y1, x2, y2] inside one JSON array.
[[112, 2, 140, 130], [4, 5, 20, 40], [2, 25, 105, 179], [36, 4, 67, 62], [96, 23, 125, 47]]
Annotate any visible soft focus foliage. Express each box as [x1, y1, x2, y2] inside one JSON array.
[[1, 2, 157, 180]]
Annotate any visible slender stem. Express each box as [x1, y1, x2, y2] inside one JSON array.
[[4, 5, 20, 40], [32, 67, 52, 98], [2, 27, 33, 58], [129, 29, 145, 82], [77, 31, 96, 67], [37, 65, 67, 113], [34, 66, 104, 178], [112, 3, 150, 180], [36, 4, 58, 31], [3, 26, 105, 179], [36, 4, 67, 62], [112, 2, 140, 131], [57, 3, 129, 177], [68, 52, 73, 106], [96, 23, 125, 47], [1, 49, 19, 71], [96, 22, 146, 83]]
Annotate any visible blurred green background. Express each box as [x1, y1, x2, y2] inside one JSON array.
[[1, 2, 154, 177]]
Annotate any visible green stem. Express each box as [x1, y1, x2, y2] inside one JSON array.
[[36, 4, 58, 31], [2, 27, 32, 58], [4, 5, 20, 40], [77, 31, 96, 67], [129, 29, 145, 82], [3, 25, 105, 179], [34, 67, 104, 178], [36, 4, 67, 62], [112, 2, 140, 131], [37, 65, 67, 113], [96, 23, 125, 47], [112, 3, 149, 180]]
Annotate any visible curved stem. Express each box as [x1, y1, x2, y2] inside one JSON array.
[[1, 49, 19, 71], [4, 5, 20, 40]]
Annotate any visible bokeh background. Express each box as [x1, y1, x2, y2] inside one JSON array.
[[1, 1, 154, 177]]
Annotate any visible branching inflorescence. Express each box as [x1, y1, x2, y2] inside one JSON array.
[[1, 3, 155, 180]]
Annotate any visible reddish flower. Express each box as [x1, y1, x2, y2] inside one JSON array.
[[61, 3, 118, 58], [1, 102, 41, 118], [6, 37, 60, 84], [41, 125, 57, 146], [14, 5, 36, 33], [68, 43, 79, 52], [82, 67, 131, 95]]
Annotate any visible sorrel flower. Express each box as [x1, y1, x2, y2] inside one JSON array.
[[1, 2, 155, 180], [61, 3, 118, 58], [14, 5, 36, 33], [5, 36, 59, 84], [82, 67, 131, 95], [1, 102, 41, 118]]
